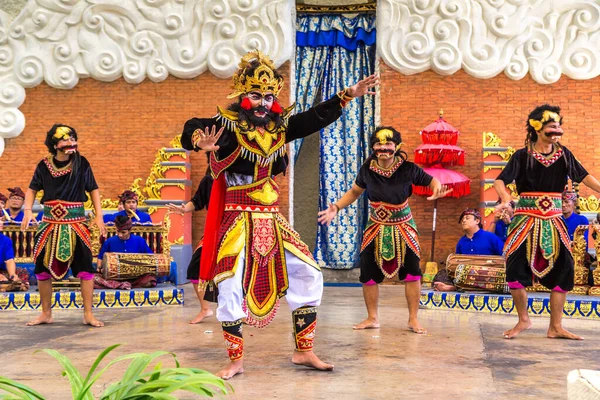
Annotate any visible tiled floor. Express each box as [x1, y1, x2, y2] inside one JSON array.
[[1, 284, 599, 399]]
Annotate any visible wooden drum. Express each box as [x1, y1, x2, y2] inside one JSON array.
[[102, 252, 170, 281], [445, 254, 508, 293]]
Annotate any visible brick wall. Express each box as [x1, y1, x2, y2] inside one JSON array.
[[0, 65, 291, 245], [3, 61, 599, 262], [379, 63, 600, 264]]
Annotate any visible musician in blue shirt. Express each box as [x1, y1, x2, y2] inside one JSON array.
[[109, 190, 152, 224], [97, 215, 152, 266], [487, 200, 515, 242], [561, 190, 589, 244], [2, 187, 25, 223], [456, 208, 504, 256]]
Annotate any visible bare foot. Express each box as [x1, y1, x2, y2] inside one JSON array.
[[83, 314, 104, 327], [189, 309, 214, 324], [352, 318, 380, 330], [216, 360, 244, 380], [292, 350, 334, 371], [503, 320, 532, 339], [26, 312, 53, 326], [547, 325, 584, 340], [408, 319, 427, 334], [433, 282, 456, 292]]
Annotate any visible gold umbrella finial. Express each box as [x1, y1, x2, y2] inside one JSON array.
[[439, 109, 444, 117]]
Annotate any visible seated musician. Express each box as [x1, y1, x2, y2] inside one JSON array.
[[487, 200, 515, 242], [103, 202, 123, 224], [562, 190, 589, 244], [97, 215, 152, 267], [1, 187, 25, 224], [107, 190, 152, 224], [434, 208, 504, 291], [0, 221, 28, 290]]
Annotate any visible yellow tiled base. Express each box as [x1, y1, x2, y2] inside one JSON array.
[[420, 289, 600, 320], [0, 286, 184, 311]]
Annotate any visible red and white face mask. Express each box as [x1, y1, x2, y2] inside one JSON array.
[[372, 142, 397, 160], [56, 136, 78, 155]]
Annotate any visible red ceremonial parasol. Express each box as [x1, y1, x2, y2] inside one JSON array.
[[413, 111, 471, 261], [414, 144, 465, 167], [420, 115, 460, 145], [412, 165, 471, 199]]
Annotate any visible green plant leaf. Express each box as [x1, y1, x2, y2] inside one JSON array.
[[82, 352, 153, 400], [121, 393, 177, 400], [124, 369, 232, 397], [0, 377, 45, 400], [99, 352, 175, 399], [76, 344, 123, 400], [83, 344, 121, 384], [38, 349, 89, 400]]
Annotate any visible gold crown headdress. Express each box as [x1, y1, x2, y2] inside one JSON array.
[[529, 110, 561, 132], [227, 50, 283, 99]]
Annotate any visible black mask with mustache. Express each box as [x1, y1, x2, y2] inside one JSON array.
[[375, 149, 395, 156], [57, 144, 78, 153], [543, 131, 563, 137], [241, 105, 272, 127], [228, 101, 284, 131]]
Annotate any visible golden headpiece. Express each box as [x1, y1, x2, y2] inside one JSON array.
[[529, 110, 561, 132], [375, 129, 394, 145], [370, 127, 402, 148], [53, 126, 72, 141], [227, 50, 283, 99]]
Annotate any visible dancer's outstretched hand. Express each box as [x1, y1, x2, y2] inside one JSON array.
[[166, 203, 186, 215], [192, 125, 223, 152], [318, 204, 338, 225], [427, 185, 453, 200], [346, 74, 379, 98]]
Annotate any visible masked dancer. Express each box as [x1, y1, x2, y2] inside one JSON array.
[[182, 50, 378, 379], [21, 124, 106, 327], [318, 126, 450, 333], [495, 105, 600, 340]]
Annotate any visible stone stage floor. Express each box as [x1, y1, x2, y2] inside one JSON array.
[[1, 284, 599, 399]]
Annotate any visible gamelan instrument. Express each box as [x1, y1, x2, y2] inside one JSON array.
[[102, 252, 170, 281]]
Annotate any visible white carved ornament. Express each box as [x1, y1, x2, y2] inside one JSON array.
[[378, 0, 600, 84], [0, 0, 294, 156]]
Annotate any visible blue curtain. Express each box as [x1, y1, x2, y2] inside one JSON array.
[[293, 14, 376, 270]]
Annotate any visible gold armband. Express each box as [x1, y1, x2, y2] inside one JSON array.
[[337, 89, 354, 108], [191, 129, 202, 148]]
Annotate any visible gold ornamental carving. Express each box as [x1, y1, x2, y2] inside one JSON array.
[[579, 195, 600, 212], [483, 132, 515, 161], [170, 134, 183, 149], [483, 132, 502, 148]]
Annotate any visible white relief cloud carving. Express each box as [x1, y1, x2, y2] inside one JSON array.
[[378, 0, 600, 84], [0, 0, 294, 156]]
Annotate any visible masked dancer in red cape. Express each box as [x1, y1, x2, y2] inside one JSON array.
[[182, 50, 378, 379], [318, 126, 451, 333], [495, 104, 600, 340], [21, 124, 106, 327]]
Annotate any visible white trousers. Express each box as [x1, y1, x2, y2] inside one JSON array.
[[216, 247, 323, 322]]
